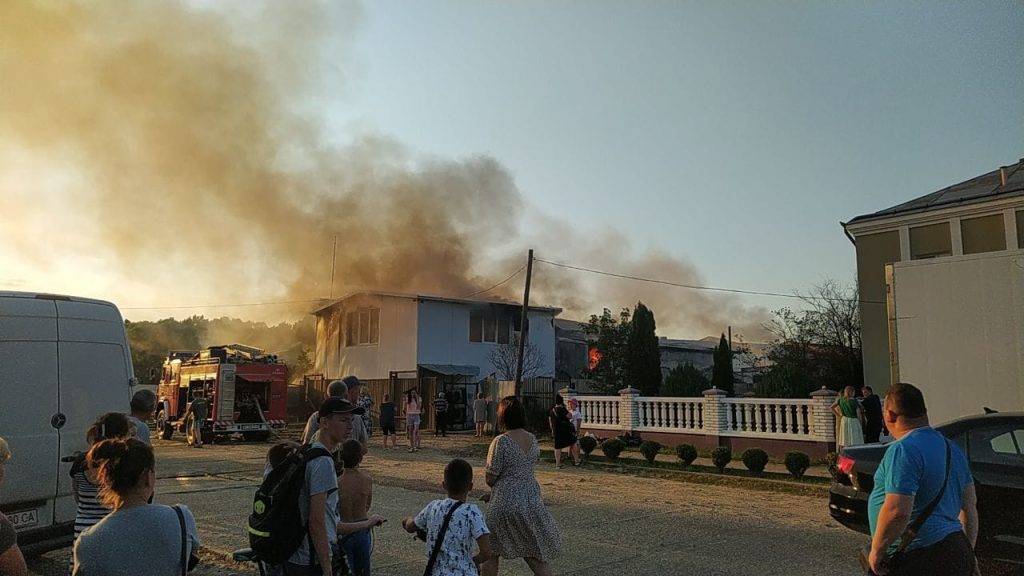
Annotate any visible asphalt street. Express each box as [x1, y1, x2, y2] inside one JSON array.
[[30, 434, 862, 575]]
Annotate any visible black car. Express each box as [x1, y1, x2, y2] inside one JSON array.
[[829, 412, 1024, 568]]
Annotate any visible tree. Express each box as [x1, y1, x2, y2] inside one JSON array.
[[488, 334, 546, 381], [623, 302, 661, 396], [711, 333, 734, 395], [661, 363, 709, 397], [755, 279, 863, 398], [583, 308, 632, 394], [291, 346, 313, 384]]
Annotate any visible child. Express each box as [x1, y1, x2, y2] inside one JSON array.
[[402, 459, 493, 576], [379, 394, 397, 449], [338, 439, 384, 576]]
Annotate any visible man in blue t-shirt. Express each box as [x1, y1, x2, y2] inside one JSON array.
[[867, 382, 978, 575]]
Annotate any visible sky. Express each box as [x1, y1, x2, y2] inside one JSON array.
[[326, 0, 1023, 305], [0, 1, 1021, 336]]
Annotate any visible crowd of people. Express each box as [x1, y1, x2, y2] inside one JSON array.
[[0, 378, 980, 575]]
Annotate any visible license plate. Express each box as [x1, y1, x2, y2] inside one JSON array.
[[9, 508, 39, 530], [236, 424, 264, 431]]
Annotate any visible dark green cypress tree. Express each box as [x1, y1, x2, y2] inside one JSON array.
[[624, 302, 662, 396], [711, 333, 734, 395]]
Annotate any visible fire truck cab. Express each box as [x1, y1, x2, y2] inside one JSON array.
[[156, 344, 287, 442]]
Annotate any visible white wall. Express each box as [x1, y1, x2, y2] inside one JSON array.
[[313, 294, 418, 380], [892, 249, 1024, 425], [416, 300, 557, 379]]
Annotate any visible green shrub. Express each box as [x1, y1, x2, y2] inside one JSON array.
[[639, 440, 662, 464], [579, 435, 598, 457], [711, 446, 732, 472], [741, 448, 769, 475], [785, 451, 811, 479], [601, 438, 627, 461], [675, 443, 698, 467]]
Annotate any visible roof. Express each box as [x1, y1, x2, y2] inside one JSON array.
[[418, 363, 480, 377], [312, 290, 562, 315], [847, 158, 1024, 226], [658, 337, 718, 352]]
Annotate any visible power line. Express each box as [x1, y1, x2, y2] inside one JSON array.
[[121, 298, 328, 311], [459, 264, 527, 298], [533, 257, 886, 305]]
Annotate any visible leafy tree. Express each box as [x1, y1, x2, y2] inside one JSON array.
[[711, 333, 734, 395], [661, 363, 709, 397], [623, 302, 662, 396], [583, 308, 632, 394], [755, 279, 863, 398]]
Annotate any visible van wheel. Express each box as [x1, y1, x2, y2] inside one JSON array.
[[160, 422, 174, 440]]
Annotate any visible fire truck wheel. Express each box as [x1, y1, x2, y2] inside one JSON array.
[[160, 422, 174, 441]]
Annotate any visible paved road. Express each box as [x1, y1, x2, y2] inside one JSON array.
[[30, 434, 861, 575]]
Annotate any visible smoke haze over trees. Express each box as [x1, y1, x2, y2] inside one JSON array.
[[0, 0, 769, 339]]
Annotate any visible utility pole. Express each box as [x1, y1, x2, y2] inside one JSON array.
[[329, 234, 338, 300], [728, 325, 732, 353], [514, 249, 534, 397]]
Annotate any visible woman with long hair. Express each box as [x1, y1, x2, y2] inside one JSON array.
[[549, 395, 580, 468], [832, 385, 865, 449], [72, 439, 200, 575], [66, 413, 133, 575], [481, 396, 561, 576], [404, 388, 422, 452]]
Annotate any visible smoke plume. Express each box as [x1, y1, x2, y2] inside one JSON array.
[[0, 1, 769, 339]]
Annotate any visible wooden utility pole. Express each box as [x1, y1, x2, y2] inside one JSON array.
[[330, 234, 338, 299], [514, 249, 534, 396]]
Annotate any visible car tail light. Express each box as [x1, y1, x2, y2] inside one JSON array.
[[837, 454, 856, 475]]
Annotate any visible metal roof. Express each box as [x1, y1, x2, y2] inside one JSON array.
[[418, 364, 480, 377], [847, 158, 1024, 226]]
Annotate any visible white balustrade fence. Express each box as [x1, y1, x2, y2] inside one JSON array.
[[569, 387, 836, 444], [635, 397, 703, 432], [579, 396, 623, 429]]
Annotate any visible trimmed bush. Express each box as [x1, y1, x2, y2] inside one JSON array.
[[601, 438, 627, 461], [675, 443, 698, 467], [785, 451, 811, 479], [639, 440, 662, 464], [579, 435, 598, 458], [741, 448, 769, 475], [711, 446, 732, 472]]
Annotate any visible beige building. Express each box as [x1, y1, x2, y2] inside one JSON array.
[[842, 158, 1024, 394]]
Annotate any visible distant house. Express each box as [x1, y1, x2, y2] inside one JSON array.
[[554, 319, 589, 379], [658, 336, 718, 380], [842, 158, 1024, 394], [311, 291, 560, 384]]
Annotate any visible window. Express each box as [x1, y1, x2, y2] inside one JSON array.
[[469, 309, 510, 343], [969, 424, 1024, 466], [1017, 210, 1023, 249], [909, 222, 952, 260], [345, 308, 380, 346], [960, 214, 1006, 255]]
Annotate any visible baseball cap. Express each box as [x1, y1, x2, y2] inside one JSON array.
[[318, 396, 365, 419]]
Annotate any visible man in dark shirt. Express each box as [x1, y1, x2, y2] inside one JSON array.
[[433, 392, 449, 437], [861, 385, 885, 443], [379, 394, 397, 449]]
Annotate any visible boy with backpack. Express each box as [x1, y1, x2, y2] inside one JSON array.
[[249, 397, 368, 576], [402, 459, 493, 576]]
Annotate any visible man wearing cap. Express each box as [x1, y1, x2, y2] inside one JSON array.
[[286, 396, 364, 576], [301, 375, 370, 446]]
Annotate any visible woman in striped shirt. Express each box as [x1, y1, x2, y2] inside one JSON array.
[[67, 413, 133, 575]]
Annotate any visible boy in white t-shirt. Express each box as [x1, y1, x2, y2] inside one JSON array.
[[402, 459, 493, 576]]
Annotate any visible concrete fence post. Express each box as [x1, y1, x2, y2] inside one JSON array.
[[702, 387, 728, 437], [809, 387, 838, 444], [618, 387, 640, 432]]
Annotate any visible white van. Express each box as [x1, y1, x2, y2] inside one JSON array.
[[0, 292, 136, 554]]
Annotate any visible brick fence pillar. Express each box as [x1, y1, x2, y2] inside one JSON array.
[[618, 387, 640, 432], [702, 387, 728, 439], [810, 387, 838, 446]]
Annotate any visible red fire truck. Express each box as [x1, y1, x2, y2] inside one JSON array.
[[155, 344, 288, 443]]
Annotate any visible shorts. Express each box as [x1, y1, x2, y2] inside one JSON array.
[[406, 414, 421, 429], [340, 527, 372, 576], [381, 422, 396, 436]]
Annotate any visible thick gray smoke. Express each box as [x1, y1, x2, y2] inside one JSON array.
[[0, 0, 769, 339]]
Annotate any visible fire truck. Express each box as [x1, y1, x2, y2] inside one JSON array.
[[155, 344, 288, 443]]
